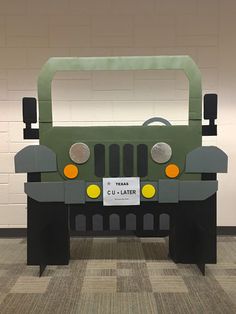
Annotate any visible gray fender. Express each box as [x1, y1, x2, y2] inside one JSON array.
[[15, 145, 57, 173], [185, 146, 228, 173]]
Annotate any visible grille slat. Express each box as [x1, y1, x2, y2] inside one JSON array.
[[123, 144, 134, 177], [137, 144, 148, 177], [94, 144, 105, 177], [109, 144, 120, 177]]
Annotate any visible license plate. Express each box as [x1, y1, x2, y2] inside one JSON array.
[[103, 177, 140, 206]]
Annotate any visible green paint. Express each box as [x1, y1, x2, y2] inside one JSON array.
[[38, 56, 202, 183]]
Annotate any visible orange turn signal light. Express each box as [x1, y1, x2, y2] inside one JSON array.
[[165, 163, 180, 178], [63, 164, 78, 179]]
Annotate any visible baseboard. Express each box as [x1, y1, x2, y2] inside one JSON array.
[[0, 227, 236, 237], [217, 226, 236, 235], [0, 228, 27, 237]]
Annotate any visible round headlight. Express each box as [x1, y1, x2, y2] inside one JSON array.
[[151, 142, 172, 163], [69, 142, 90, 164]]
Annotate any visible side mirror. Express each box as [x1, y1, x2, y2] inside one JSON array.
[[202, 94, 217, 136], [23, 97, 39, 139]]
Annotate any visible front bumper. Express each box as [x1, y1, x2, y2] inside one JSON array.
[[24, 179, 218, 204]]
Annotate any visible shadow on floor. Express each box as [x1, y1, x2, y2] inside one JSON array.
[[70, 237, 169, 260]]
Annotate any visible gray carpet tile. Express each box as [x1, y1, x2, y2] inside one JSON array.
[[10, 276, 51, 293], [117, 262, 153, 292], [76, 293, 158, 314], [0, 236, 235, 313], [142, 241, 169, 260]]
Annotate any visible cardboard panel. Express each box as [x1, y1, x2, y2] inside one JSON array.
[[25, 182, 64, 202], [186, 146, 228, 173], [159, 180, 179, 203], [64, 181, 85, 204], [15, 145, 57, 173], [179, 181, 218, 201]]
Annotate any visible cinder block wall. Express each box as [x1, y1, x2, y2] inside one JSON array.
[[0, 0, 235, 227]]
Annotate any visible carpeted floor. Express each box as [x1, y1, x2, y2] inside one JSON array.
[[0, 236, 236, 313]]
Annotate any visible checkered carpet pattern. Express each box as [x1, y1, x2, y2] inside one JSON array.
[[0, 236, 236, 313]]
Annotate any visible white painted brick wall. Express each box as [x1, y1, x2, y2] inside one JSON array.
[[0, 0, 235, 227]]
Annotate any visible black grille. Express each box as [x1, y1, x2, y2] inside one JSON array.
[[94, 143, 148, 177]]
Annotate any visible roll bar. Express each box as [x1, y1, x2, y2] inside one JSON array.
[[38, 56, 202, 128]]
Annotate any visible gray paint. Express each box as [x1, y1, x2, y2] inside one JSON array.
[[142, 117, 172, 126], [65, 181, 85, 204], [85, 182, 103, 202], [15, 145, 57, 173], [109, 214, 120, 230], [126, 213, 136, 231], [93, 214, 103, 231], [158, 179, 217, 202], [158, 180, 179, 203], [159, 213, 170, 230], [140, 182, 158, 202], [143, 213, 154, 230], [186, 146, 228, 173], [179, 180, 218, 201], [25, 182, 64, 202], [76, 214, 86, 231]]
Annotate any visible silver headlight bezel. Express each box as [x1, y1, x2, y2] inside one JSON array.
[[69, 142, 90, 164], [151, 142, 172, 164]]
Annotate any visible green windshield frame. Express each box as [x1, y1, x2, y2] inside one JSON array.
[[38, 55, 202, 129]]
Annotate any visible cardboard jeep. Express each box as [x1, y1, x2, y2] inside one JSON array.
[[15, 56, 228, 276]]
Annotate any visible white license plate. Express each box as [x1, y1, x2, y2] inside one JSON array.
[[103, 177, 140, 206]]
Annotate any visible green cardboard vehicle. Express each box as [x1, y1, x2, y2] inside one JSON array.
[[14, 55, 229, 275], [15, 55, 227, 206]]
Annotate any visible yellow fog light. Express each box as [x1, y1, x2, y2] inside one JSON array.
[[142, 184, 156, 199], [165, 164, 180, 178], [87, 184, 101, 199], [63, 164, 78, 179]]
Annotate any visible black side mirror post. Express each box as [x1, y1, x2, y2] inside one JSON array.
[[202, 94, 217, 136], [23, 97, 39, 139]]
